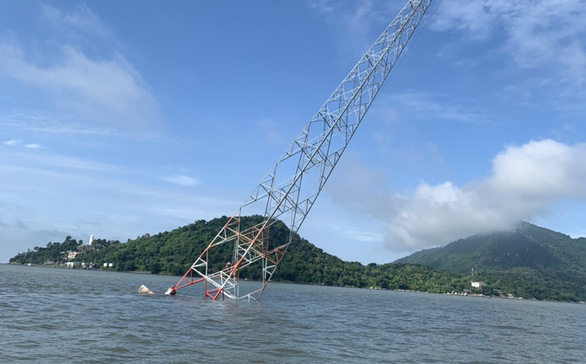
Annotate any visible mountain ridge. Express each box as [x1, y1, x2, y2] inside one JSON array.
[[396, 221, 586, 301], [9, 219, 586, 301]]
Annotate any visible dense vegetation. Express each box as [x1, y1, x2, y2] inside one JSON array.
[[10, 216, 470, 294], [9, 218, 585, 302], [9, 236, 121, 266], [397, 222, 586, 302]]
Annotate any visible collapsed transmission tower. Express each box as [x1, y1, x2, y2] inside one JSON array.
[[166, 0, 432, 300]]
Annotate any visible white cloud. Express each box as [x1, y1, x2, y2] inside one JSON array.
[[2, 139, 41, 149], [162, 175, 200, 187], [0, 110, 152, 139], [0, 4, 159, 133], [384, 139, 586, 251], [431, 1, 497, 41], [387, 92, 487, 124], [327, 139, 586, 252], [308, 0, 335, 13], [42, 4, 114, 40], [308, 0, 400, 55], [0, 148, 236, 262], [2, 148, 122, 173], [0, 42, 158, 129], [432, 0, 586, 84], [346, 228, 384, 243]]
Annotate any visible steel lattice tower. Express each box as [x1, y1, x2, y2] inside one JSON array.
[[167, 0, 433, 300]]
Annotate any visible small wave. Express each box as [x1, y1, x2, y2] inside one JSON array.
[[489, 325, 524, 331]]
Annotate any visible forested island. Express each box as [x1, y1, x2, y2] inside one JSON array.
[[9, 216, 586, 302]]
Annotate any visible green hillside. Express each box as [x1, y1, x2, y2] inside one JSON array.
[[10, 216, 470, 294], [9, 219, 585, 301], [396, 222, 586, 301]]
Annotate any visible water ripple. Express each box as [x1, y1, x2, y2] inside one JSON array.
[[1, 265, 585, 363]]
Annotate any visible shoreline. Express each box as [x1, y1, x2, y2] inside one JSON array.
[[4, 263, 584, 305]]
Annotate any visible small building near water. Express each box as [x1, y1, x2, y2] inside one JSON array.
[[471, 281, 485, 288]]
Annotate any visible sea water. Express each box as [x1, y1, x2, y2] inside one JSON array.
[[0, 264, 584, 363]]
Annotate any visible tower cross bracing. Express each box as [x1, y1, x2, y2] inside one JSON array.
[[167, 0, 433, 300]]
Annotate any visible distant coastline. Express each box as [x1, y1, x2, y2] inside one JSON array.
[[8, 218, 586, 303]]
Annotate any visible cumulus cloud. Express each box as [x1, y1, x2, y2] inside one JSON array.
[[328, 139, 586, 251], [385, 139, 586, 250]]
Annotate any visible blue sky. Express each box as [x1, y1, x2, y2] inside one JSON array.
[[1, 0, 586, 264]]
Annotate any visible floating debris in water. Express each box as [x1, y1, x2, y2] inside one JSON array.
[[138, 284, 154, 295]]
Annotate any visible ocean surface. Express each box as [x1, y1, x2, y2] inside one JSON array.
[[1, 264, 584, 363]]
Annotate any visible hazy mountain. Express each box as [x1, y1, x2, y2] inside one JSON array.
[[10, 219, 586, 301], [396, 221, 586, 301]]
